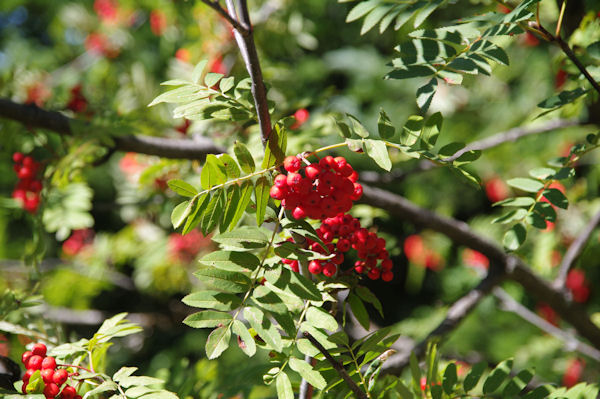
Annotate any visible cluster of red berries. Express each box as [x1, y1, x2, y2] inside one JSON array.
[[270, 155, 362, 220], [21, 343, 80, 399], [12, 152, 42, 213], [66, 85, 88, 114], [275, 155, 393, 281]]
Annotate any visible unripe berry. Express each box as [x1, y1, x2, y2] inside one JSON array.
[[42, 356, 56, 370], [41, 368, 55, 383], [32, 343, 47, 357], [53, 369, 68, 385], [43, 382, 60, 398], [28, 355, 43, 370], [283, 156, 301, 173], [60, 385, 77, 399], [22, 351, 33, 366], [308, 260, 322, 274]]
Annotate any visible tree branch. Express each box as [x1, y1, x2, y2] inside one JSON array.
[[553, 209, 600, 289], [493, 287, 600, 361], [200, 0, 250, 35], [536, 24, 600, 97], [360, 119, 577, 184], [304, 332, 369, 399], [381, 269, 505, 374], [0, 98, 226, 160], [226, 0, 272, 145], [359, 184, 600, 349]]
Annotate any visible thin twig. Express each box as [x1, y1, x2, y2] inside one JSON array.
[[304, 332, 369, 399], [493, 287, 600, 361], [380, 269, 505, 374], [553, 209, 600, 288], [443, 119, 578, 162], [200, 0, 249, 35], [536, 24, 600, 96], [0, 98, 226, 160], [359, 184, 600, 349], [226, 0, 272, 145]]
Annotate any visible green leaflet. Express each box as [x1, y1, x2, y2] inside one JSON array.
[[205, 326, 231, 359], [181, 290, 241, 311], [232, 319, 256, 357], [244, 306, 283, 352], [183, 311, 232, 329], [193, 267, 251, 293]]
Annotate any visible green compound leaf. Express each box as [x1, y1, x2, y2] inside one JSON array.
[[201, 155, 227, 190], [364, 139, 392, 171], [205, 325, 231, 359], [347, 113, 371, 138], [289, 357, 326, 390], [233, 141, 255, 174], [254, 176, 271, 227], [377, 108, 395, 139], [503, 223, 527, 251], [463, 361, 487, 392], [232, 319, 256, 357], [347, 292, 369, 330], [244, 306, 283, 352], [305, 306, 338, 332], [502, 368, 533, 397], [167, 179, 198, 197], [275, 372, 294, 399], [183, 310, 232, 329], [483, 358, 513, 394], [181, 290, 241, 311], [442, 363, 457, 394], [193, 267, 251, 293], [199, 250, 260, 272], [506, 177, 544, 193], [212, 226, 269, 249]]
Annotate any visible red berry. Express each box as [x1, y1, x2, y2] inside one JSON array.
[[22, 382, 28, 394], [42, 368, 55, 383], [32, 343, 46, 357], [43, 382, 60, 398], [42, 356, 56, 370], [350, 183, 363, 200], [74, 395, 82, 399], [60, 386, 77, 399], [23, 369, 35, 382], [354, 261, 365, 274], [22, 156, 36, 168], [292, 206, 306, 219], [18, 166, 34, 180], [269, 185, 286, 200], [22, 351, 33, 366], [24, 195, 40, 213], [322, 262, 337, 277], [274, 174, 288, 188], [28, 355, 43, 370], [382, 271, 394, 282], [53, 369, 68, 385], [13, 152, 24, 163], [368, 267, 381, 280], [381, 259, 393, 271], [30, 180, 43, 192], [286, 172, 302, 188], [283, 156, 301, 173], [289, 260, 299, 273], [308, 260, 322, 274], [305, 164, 321, 179], [337, 239, 350, 252]]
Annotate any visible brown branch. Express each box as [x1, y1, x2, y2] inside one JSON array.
[[535, 24, 600, 97], [359, 184, 600, 349], [226, 0, 272, 145], [380, 269, 505, 374], [493, 287, 600, 361], [0, 98, 226, 160], [200, 0, 250, 35], [553, 209, 600, 289], [304, 332, 369, 399]]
